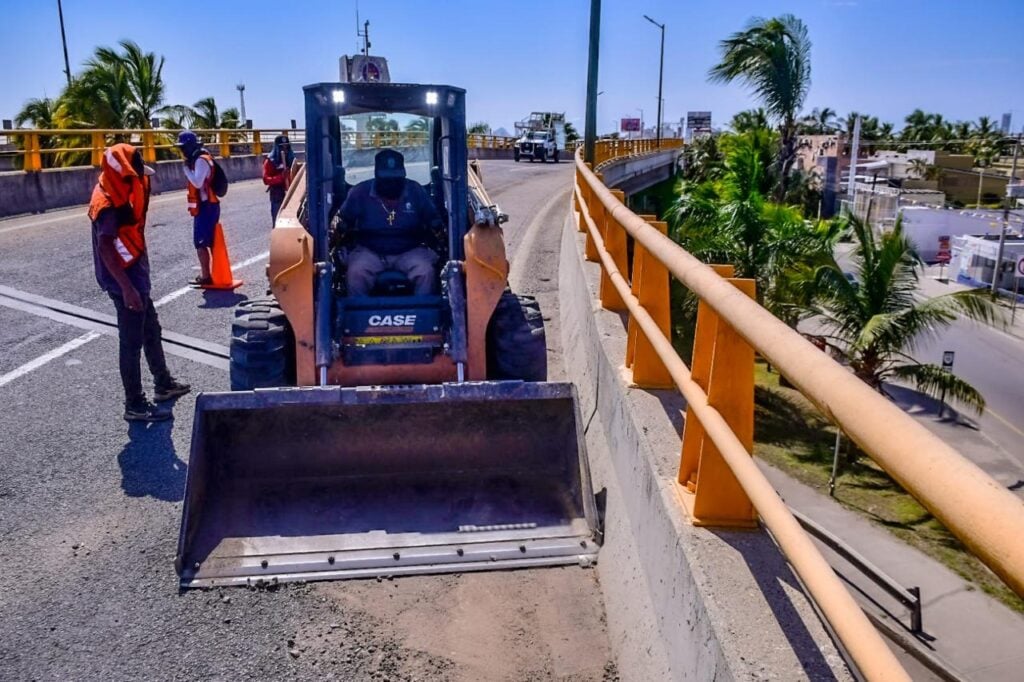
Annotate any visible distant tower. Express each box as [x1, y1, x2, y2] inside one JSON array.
[[1000, 113, 1012, 135]]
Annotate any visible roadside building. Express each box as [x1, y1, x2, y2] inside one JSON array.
[[953, 233, 1024, 290]]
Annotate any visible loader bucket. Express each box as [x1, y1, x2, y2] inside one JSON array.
[[176, 381, 599, 588]]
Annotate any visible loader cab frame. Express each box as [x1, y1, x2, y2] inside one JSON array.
[[304, 83, 468, 264], [303, 83, 469, 383]]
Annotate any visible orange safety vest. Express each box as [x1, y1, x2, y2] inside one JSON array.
[[88, 143, 150, 268], [186, 153, 220, 216]]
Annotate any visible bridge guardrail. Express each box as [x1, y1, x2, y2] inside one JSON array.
[[575, 141, 1024, 681], [0, 128, 520, 171]]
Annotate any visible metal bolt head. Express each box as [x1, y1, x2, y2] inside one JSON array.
[[519, 545, 527, 553], [456, 548, 464, 556], [261, 559, 269, 569], [328, 555, 335, 565], [392, 552, 400, 561]]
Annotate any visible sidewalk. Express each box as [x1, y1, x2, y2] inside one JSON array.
[[760, 461, 1024, 681]]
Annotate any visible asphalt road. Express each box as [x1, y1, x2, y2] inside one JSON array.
[[0, 160, 617, 680]]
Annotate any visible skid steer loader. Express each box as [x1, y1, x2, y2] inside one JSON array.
[[175, 82, 600, 588]]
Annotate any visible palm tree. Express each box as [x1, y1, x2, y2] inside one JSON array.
[[798, 106, 837, 134], [669, 129, 835, 319], [59, 40, 166, 130], [729, 108, 770, 133], [186, 97, 240, 129], [907, 158, 929, 179], [467, 121, 490, 134], [802, 214, 999, 412], [563, 121, 580, 144], [14, 97, 61, 168], [708, 14, 812, 199], [679, 133, 722, 183]]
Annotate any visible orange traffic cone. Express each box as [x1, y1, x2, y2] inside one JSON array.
[[200, 223, 243, 290]]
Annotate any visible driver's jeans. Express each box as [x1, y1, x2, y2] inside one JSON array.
[[345, 245, 438, 296]]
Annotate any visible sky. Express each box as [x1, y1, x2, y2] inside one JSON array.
[[2, 0, 1023, 135]]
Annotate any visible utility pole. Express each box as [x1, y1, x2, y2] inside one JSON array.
[[584, 0, 601, 164], [643, 15, 665, 146], [846, 115, 862, 216], [636, 108, 644, 140], [57, 0, 71, 85], [236, 83, 247, 127], [992, 134, 1021, 295]]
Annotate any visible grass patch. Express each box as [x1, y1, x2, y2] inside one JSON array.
[[754, 360, 1024, 613]]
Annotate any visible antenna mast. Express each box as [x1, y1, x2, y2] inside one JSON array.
[[356, 3, 371, 56]]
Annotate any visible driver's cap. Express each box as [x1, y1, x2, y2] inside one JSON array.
[[374, 149, 406, 179]]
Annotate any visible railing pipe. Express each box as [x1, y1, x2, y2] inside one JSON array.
[[575, 182, 909, 681], [576, 149, 1024, 599]]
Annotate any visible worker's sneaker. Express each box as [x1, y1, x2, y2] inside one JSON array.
[[190, 275, 213, 287], [154, 379, 191, 403], [124, 399, 172, 422]]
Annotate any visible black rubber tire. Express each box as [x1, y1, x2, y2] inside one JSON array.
[[486, 292, 547, 381], [514, 149, 520, 162], [538, 149, 547, 163], [229, 297, 295, 390], [552, 149, 559, 163]]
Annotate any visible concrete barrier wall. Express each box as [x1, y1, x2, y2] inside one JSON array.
[[558, 210, 851, 681], [0, 155, 269, 218], [0, 148, 516, 218]]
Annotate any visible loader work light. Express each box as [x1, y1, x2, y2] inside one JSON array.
[[425, 90, 438, 105], [332, 89, 345, 103]]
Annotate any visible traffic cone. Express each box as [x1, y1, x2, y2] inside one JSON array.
[[200, 223, 243, 290]]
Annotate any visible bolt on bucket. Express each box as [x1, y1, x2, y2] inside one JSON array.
[[176, 381, 599, 588]]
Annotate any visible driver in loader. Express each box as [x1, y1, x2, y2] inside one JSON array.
[[339, 149, 443, 296]]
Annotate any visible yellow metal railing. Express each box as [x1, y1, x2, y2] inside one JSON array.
[[575, 141, 1024, 680], [0, 128, 520, 171]]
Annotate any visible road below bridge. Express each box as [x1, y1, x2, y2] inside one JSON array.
[[0, 161, 619, 680]]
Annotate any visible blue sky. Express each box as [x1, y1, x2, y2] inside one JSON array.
[[2, 1, 1023, 135]]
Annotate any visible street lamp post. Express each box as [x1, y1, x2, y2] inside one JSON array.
[[636, 108, 644, 140], [584, 0, 602, 164], [236, 83, 247, 128], [57, 0, 71, 85], [643, 14, 665, 145]]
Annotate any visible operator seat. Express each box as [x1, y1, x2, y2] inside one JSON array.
[[370, 270, 414, 297]]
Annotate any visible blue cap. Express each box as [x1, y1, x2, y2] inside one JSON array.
[[175, 130, 199, 147], [374, 149, 406, 179]]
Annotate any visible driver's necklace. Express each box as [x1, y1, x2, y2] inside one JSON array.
[[377, 197, 397, 226]]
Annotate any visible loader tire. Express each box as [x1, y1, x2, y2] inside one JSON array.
[[487, 292, 547, 381], [230, 297, 295, 391]]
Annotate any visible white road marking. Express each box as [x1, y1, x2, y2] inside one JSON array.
[[0, 195, 182, 235], [152, 250, 269, 307], [0, 331, 102, 387], [1, 249, 269, 388]]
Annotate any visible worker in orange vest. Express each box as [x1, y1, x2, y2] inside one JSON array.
[[175, 131, 220, 286], [89, 143, 190, 421]]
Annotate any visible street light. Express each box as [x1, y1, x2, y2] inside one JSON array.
[[236, 83, 247, 127], [636, 108, 644, 140], [643, 14, 665, 145]]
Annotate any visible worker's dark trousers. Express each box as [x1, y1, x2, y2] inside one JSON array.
[[269, 187, 286, 224], [109, 294, 172, 406]]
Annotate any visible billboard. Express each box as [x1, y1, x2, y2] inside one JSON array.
[[686, 111, 712, 137], [620, 118, 642, 133]]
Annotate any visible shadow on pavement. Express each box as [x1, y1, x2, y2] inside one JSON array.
[[118, 420, 187, 502], [198, 291, 247, 309], [883, 383, 979, 430], [712, 530, 840, 681]]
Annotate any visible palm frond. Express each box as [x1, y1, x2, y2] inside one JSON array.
[[889, 363, 986, 414]]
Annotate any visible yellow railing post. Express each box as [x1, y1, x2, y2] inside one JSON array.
[[678, 273, 757, 527], [599, 189, 629, 311], [626, 219, 673, 388], [141, 130, 156, 163], [23, 133, 42, 171], [219, 131, 230, 158], [91, 132, 105, 167], [252, 130, 262, 156], [584, 182, 603, 262]]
